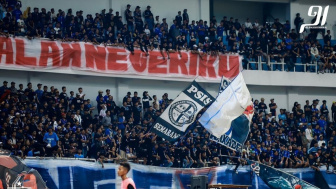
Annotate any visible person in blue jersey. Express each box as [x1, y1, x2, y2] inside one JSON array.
[[271, 150, 281, 168], [34, 83, 43, 102], [279, 145, 289, 168], [117, 111, 126, 136], [74, 149, 84, 158], [317, 115, 327, 131], [294, 145, 305, 167], [105, 124, 113, 145], [43, 127, 59, 157]]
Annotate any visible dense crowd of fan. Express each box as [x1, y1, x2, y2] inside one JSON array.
[[0, 2, 335, 73], [0, 0, 336, 172], [0, 80, 335, 173]]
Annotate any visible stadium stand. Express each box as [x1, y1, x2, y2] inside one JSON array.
[[0, 1, 335, 73], [0, 1, 335, 173], [0, 80, 335, 172]]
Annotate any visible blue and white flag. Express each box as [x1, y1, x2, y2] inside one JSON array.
[[209, 75, 254, 151], [199, 73, 252, 139], [209, 102, 253, 151]]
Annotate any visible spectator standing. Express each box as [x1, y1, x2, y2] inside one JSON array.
[[331, 102, 336, 122], [9, 82, 17, 96], [132, 92, 140, 105], [79, 129, 89, 157], [258, 98, 268, 114], [0, 81, 8, 96], [142, 91, 152, 111], [294, 13, 304, 35], [197, 20, 206, 44], [175, 11, 182, 27], [278, 109, 287, 121], [96, 91, 105, 112], [143, 6, 153, 30], [126, 9, 134, 33], [12, 5, 22, 21], [102, 111, 112, 127], [43, 127, 59, 156], [318, 115, 327, 131], [324, 30, 332, 44], [134, 6, 143, 32], [304, 100, 312, 121], [269, 98, 277, 117], [123, 92, 132, 103], [125, 4, 131, 19], [320, 101, 329, 120], [104, 89, 111, 102], [182, 9, 189, 24], [78, 87, 85, 99], [152, 95, 159, 108], [283, 20, 290, 34]]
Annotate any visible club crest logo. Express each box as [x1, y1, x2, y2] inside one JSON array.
[[169, 100, 197, 127]]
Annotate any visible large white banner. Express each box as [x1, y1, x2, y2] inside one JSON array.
[[0, 37, 242, 81]]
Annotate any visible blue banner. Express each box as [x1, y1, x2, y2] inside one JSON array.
[[22, 159, 334, 189]]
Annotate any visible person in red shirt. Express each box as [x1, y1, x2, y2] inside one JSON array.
[[118, 162, 136, 189]]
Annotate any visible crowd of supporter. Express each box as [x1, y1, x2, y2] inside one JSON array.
[[0, 80, 335, 173], [0, 2, 336, 73]]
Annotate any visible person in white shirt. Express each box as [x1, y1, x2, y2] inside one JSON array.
[[144, 24, 150, 36], [54, 23, 61, 34], [310, 43, 320, 63], [50, 8, 57, 20], [52, 117, 58, 130], [17, 15, 25, 34], [74, 110, 82, 125], [78, 87, 85, 99], [317, 135, 326, 148], [305, 125, 313, 149], [244, 18, 252, 34], [310, 43, 325, 73], [99, 104, 107, 117], [244, 18, 252, 29]]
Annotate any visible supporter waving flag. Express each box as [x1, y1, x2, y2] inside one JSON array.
[[199, 72, 252, 144], [150, 81, 215, 141]]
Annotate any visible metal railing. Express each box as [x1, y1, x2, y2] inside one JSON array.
[[247, 56, 318, 73], [24, 156, 97, 162]]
